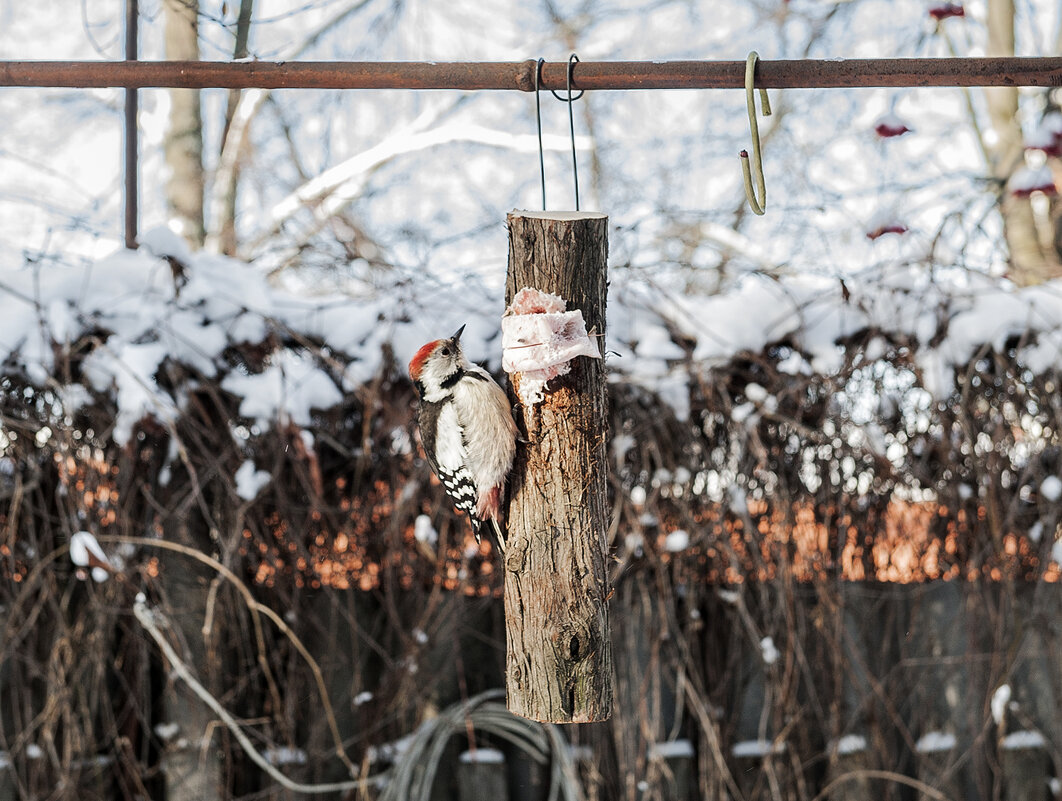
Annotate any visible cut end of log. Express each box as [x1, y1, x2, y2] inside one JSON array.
[[509, 209, 608, 221]]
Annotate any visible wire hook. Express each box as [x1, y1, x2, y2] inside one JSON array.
[[547, 54, 585, 103], [533, 54, 584, 211], [739, 51, 771, 216], [545, 54, 583, 211], [562, 54, 582, 211], [534, 57, 547, 210]]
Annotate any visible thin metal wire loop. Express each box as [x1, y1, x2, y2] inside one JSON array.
[[548, 54, 585, 101], [536, 54, 583, 210], [534, 57, 547, 210], [547, 54, 582, 210]]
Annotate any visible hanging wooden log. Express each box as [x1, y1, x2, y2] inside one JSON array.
[[503, 210, 613, 723]]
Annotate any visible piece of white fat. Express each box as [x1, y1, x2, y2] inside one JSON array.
[[502, 312, 600, 372], [502, 287, 601, 406], [508, 286, 567, 315]]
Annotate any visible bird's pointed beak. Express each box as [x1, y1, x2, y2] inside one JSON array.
[[451, 324, 466, 342]]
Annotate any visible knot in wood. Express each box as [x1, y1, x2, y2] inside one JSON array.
[[568, 633, 582, 660], [505, 540, 528, 572]]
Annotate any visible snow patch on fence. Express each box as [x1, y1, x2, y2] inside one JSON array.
[[732, 739, 786, 757], [459, 748, 505, 764], [915, 731, 956, 753], [1001, 730, 1046, 750], [649, 739, 695, 759], [830, 734, 868, 755]]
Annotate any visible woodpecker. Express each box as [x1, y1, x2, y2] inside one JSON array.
[[408, 325, 518, 552]]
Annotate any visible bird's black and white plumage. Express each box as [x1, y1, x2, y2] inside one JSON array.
[[409, 325, 518, 551]]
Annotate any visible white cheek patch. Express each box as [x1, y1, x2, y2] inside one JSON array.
[[418, 352, 461, 403]]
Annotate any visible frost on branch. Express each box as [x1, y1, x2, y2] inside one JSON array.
[[501, 287, 601, 406]]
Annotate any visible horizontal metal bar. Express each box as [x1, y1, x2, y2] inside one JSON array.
[[2, 57, 1061, 91]]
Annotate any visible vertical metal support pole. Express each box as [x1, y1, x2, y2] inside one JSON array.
[[124, 0, 139, 249]]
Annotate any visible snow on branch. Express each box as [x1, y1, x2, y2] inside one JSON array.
[[0, 229, 502, 447], [260, 119, 592, 253], [5, 238, 1062, 452], [608, 264, 1062, 417]]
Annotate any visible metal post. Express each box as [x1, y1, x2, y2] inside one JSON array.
[[1, 57, 1061, 91], [124, 0, 139, 249]]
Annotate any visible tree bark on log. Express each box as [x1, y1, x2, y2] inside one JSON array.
[[503, 210, 613, 723]]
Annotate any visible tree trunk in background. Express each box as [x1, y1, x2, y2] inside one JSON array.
[[159, 563, 224, 801], [985, 0, 1062, 285], [163, 0, 205, 248], [215, 0, 254, 256], [1048, 24, 1062, 268]]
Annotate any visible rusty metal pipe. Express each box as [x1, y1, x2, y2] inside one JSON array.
[[2, 57, 1061, 91]]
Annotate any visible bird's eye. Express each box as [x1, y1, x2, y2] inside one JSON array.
[[440, 347, 451, 356]]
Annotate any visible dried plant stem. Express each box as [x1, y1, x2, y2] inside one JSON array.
[[810, 769, 955, 801], [98, 534, 359, 777], [133, 596, 381, 795], [3, 535, 359, 779]]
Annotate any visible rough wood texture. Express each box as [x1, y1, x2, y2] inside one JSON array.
[[503, 210, 613, 723]]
